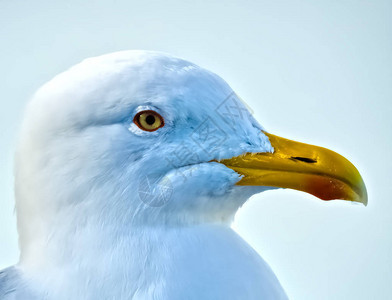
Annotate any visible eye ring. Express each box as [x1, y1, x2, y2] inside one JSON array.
[[133, 110, 165, 132]]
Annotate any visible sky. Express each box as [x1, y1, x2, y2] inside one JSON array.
[[0, 0, 391, 299]]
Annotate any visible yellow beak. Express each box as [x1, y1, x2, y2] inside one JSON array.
[[219, 132, 367, 205]]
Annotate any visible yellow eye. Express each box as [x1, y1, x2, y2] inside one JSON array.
[[133, 110, 164, 132]]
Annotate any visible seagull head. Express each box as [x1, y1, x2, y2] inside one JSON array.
[[15, 51, 367, 265]]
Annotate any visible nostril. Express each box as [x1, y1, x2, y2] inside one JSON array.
[[291, 156, 317, 163]]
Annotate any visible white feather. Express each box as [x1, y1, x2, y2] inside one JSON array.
[[2, 50, 286, 299]]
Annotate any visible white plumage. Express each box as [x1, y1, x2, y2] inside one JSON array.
[[1, 50, 289, 299]]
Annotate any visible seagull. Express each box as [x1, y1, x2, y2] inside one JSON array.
[[0, 50, 367, 299]]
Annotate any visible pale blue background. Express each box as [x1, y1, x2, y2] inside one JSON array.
[[0, 1, 391, 299]]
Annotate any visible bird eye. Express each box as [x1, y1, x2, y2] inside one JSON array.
[[133, 110, 164, 132]]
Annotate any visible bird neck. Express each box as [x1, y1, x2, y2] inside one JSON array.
[[19, 224, 264, 299]]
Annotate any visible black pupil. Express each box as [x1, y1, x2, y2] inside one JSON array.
[[145, 114, 156, 125]]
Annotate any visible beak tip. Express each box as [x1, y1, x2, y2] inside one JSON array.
[[361, 192, 368, 207], [355, 185, 368, 206]]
